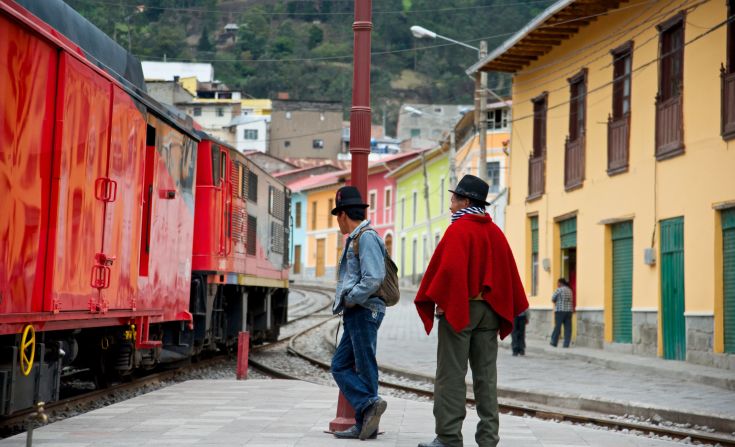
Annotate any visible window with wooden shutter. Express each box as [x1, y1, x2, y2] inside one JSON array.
[[608, 42, 633, 174], [529, 93, 547, 200], [722, 0, 735, 140], [656, 13, 685, 158], [565, 70, 587, 190]]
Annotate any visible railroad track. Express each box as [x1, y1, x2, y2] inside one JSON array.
[[0, 286, 333, 438], [254, 312, 735, 447]]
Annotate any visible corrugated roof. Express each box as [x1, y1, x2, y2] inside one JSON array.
[[467, 0, 627, 74]]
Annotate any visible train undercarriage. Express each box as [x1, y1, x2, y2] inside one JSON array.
[[0, 281, 288, 416]]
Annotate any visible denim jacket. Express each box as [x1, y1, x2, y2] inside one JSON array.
[[333, 220, 387, 315]]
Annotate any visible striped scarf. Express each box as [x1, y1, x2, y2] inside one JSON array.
[[451, 206, 486, 223]]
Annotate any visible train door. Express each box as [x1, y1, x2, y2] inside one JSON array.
[[101, 86, 146, 310], [217, 147, 231, 256], [0, 15, 58, 314], [49, 53, 111, 312]]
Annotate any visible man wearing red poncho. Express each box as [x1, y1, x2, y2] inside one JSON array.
[[415, 175, 528, 447]]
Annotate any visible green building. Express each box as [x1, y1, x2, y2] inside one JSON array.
[[389, 146, 451, 285]]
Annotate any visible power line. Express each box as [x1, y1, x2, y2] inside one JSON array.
[[137, 2, 655, 65], [507, 11, 733, 125], [73, 0, 556, 16], [501, 0, 708, 103], [509, 5, 709, 106]]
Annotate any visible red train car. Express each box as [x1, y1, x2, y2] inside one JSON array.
[[191, 136, 290, 346], [0, 0, 290, 415]]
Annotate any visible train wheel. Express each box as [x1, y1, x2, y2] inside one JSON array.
[[19, 325, 36, 376]]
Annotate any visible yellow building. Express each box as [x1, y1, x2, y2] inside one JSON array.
[[296, 172, 344, 279], [469, 0, 735, 368]]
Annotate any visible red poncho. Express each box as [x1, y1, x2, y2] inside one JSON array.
[[414, 214, 528, 339]]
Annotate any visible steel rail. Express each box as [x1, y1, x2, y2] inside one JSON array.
[[280, 319, 735, 447]]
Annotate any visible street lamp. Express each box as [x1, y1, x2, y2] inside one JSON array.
[[411, 25, 488, 183]]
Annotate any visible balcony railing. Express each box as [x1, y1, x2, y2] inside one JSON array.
[[655, 93, 684, 159], [607, 114, 630, 175], [564, 136, 585, 190], [527, 155, 544, 200], [722, 68, 735, 140]]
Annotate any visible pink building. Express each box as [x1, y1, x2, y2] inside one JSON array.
[[341, 151, 421, 257]]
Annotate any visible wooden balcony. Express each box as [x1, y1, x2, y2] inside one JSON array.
[[722, 68, 735, 140], [527, 155, 545, 201], [655, 94, 684, 159], [564, 136, 584, 190], [607, 114, 630, 175]]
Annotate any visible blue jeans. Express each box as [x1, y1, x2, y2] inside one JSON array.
[[550, 311, 573, 347], [331, 305, 384, 429]]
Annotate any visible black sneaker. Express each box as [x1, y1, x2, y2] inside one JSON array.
[[360, 398, 387, 440]]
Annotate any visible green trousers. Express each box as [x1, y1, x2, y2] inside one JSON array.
[[434, 301, 500, 447]]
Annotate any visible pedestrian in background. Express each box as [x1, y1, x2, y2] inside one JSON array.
[[550, 278, 574, 348], [511, 310, 529, 356], [329, 186, 388, 441], [414, 175, 529, 447]]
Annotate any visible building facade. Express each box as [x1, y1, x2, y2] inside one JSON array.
[[390, 147, 452, 286], [396, 104, 472, 143], [453, 104, 512, 230], [469, 0, 735, 368], [293, 172, 344, 280], [269, 100, 343, 160]]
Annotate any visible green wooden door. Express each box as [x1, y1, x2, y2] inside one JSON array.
[[723, 209, 735, 353], [661, 217, 685, 360], [612, 221, 633, 343]]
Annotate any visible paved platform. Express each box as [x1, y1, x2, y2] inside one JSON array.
[[375, 291, 735, 432], [1, 380, 687, 446]]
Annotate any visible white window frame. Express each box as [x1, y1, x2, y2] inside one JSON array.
[[368, 189, 378, 223], [412, 190, 418, 226], [383, 186, 393, 224]]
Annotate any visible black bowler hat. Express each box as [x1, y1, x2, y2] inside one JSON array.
[[448, 174, 490, 206], [331, 186, 369, 215]]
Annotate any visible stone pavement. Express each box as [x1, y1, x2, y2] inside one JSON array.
[[1, 380, 689, 446], [375, 290, 735, 431]]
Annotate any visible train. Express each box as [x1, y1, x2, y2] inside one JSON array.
[[0, 0, 290, 415]]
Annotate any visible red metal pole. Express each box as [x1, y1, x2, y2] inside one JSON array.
[[349, 0, 372, 200], [329, 0, 372, 433]]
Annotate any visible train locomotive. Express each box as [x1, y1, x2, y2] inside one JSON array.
[[0, 0, 289, 415]]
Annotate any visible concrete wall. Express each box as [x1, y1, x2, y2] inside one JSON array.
[[269, 100, 342, 160]]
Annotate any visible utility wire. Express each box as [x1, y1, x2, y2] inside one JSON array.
[[138, 1, 654, 64], [506, 11, 733, 125], [73, 0, 556, 16], [500, 0, 708, 103]]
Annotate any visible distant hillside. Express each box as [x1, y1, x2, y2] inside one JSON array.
[[66, 0, 550, 134]]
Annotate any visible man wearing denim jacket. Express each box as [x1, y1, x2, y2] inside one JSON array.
[[330, 186, 388, 441]]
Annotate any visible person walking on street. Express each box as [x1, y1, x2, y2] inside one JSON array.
[[329, 186, 388, 441], [550, 278, 574, 348], [511, 310, 529, 356], [414, 175, 529, 447]]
